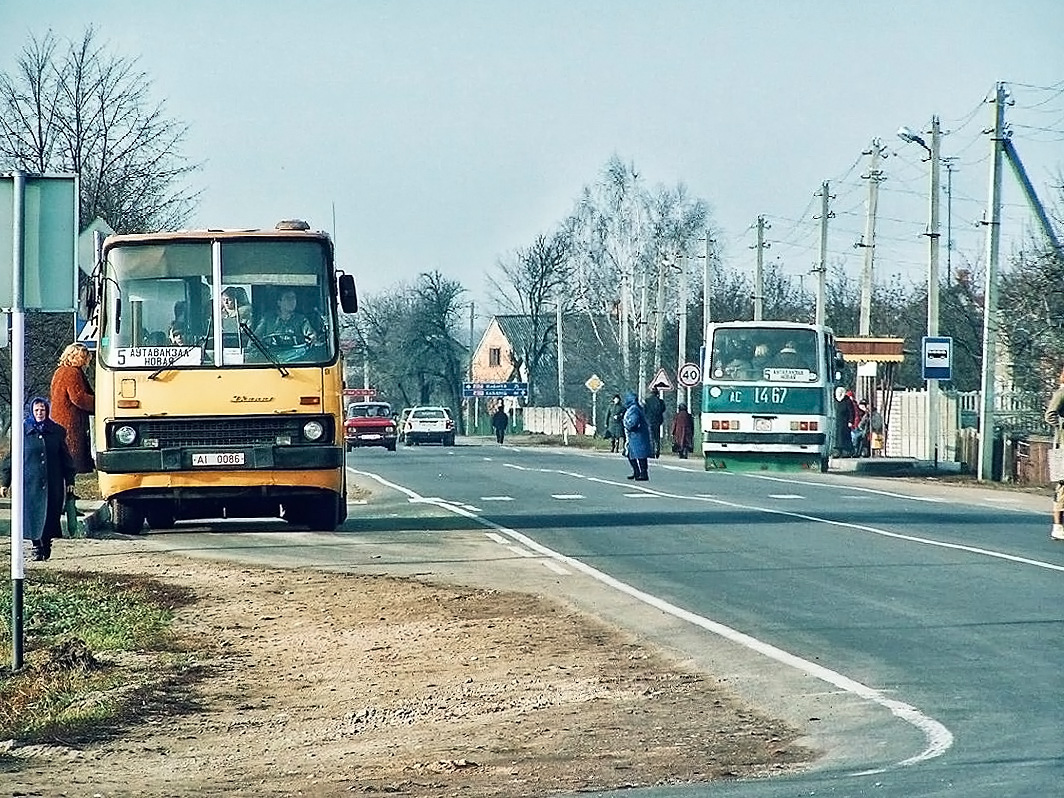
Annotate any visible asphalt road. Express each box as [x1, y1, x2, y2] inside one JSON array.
[[130, 438, 1064, 797]]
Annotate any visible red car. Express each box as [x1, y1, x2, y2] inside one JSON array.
[[344, 402, 398, 452]]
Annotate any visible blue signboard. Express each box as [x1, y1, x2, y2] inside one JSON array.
[[462, 381, 529, 398], [922, 336, 952, 381]]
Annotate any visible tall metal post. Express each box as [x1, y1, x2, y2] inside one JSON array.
[[927, 117, 942, 465], [9, 171, 26, 670], [815, 182, 831, 326], [978, 83, 1007, 482]]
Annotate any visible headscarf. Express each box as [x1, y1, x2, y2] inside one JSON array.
[[25, 396, 51, 435], [624, 391, 638, 407]]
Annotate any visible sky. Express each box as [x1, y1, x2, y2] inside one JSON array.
[[3, 1, 1062, 318]]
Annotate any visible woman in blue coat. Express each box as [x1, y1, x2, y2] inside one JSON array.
[[622, 391, 652, 481], [1, 397, 76, 561]]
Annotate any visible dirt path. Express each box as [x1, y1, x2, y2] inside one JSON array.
[[3, 535, 816, 797]]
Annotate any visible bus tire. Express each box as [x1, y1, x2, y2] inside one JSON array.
[[112, 499, 146, 535], [287, 496, 341, 531], [145, 506, 176, 530]]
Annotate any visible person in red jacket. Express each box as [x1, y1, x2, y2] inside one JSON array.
[[49, 342, 95, 474]]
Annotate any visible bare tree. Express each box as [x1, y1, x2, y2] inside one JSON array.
[[0, 27, 198, 233], [0, 28, 200, 432], [488, 232, 571, 403]]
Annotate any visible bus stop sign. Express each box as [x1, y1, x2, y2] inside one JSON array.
[[922, 336, 952, 381]]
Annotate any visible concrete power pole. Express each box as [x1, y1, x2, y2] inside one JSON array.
[[653, 253, 668, 372], [927, 117, 943, 465], [556, 295, 565, 409], [814, 182, 832, 326], [702, 233, 712, 338], [858, 139, 887, 335], [977, 82, 1007, 482], [753, 215, 769, 320], [677, 254, 688, 410]]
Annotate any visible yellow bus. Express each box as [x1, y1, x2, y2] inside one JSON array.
[[82, 220, 358, 533]]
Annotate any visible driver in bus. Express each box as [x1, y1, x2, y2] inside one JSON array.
[[253, 288, 319, 352]]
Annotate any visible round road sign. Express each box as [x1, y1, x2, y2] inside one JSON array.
[[677, 362, 701, 387]]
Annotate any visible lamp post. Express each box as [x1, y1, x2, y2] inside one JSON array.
[[898, 117, 942, 465]]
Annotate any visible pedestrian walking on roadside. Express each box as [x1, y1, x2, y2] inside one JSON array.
[[644, 388, 666, 458], [622, 391, 652, 481], [671, 402, 695, 459], [606, 394, 625, 454], [491, 402, 509, 444], [1, 397, 77, 561], [835, 387, 856, 457], [1044, 366, 1064, 541], [50, 342, 95, 474]]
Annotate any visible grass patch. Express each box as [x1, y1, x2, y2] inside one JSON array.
[[0, 570, 195, 745]]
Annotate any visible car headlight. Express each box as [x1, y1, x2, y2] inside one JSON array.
[[303, 420, 325, 441], [114, 425, 138, 446]]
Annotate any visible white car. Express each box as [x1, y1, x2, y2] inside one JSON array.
[[403, 406, 455, 446]]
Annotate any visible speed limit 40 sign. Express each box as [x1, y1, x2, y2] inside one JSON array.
[[677, 362, 701, 387]]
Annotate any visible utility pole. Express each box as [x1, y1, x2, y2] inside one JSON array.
[[467, 302, 474, 435], [637, 270, 648, 400], [978, 82, 1007, 482], [653, 253, 668, 372], [753, 215, 769, 320], [858, 139, 887, 336], [677, 254, 688, 410], [702, 233, 712, 339], [927, 116, 942, 465], [943, 158, 957, 277], [555, 295, 565, 409], [814, 182, 832, 326]]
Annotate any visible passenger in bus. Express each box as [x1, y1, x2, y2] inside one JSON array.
[[220, 286, 253, 333], [253, 288, 318, 352], [751, 343, 772, 377], [168, 323, 191, 346], [774, 341, 803, 369]]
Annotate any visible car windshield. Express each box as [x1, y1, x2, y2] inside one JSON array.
[[413, 409, 447, 419], [99, 238, 336, 369], [349, 404, 390, 418]]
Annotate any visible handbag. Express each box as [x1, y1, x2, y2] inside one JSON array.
[[63, 493, 80, 538], [1050, 437, 1064, 483]]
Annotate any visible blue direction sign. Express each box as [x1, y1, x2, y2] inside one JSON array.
[[462, 381, 529, 398], [922, 336, 953, 381]]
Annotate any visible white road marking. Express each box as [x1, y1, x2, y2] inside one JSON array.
[[551, 494, 585, 500], [624, 493, 657, 498], [768, 493, 804, 500], [480, 496, 514, 501], [350, 466, 959, 770]]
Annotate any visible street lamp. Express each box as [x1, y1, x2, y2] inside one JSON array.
[[898, 117, 942, 466]]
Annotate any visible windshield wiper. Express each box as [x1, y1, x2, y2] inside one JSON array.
[[148, 342, 201, 381], [240, 321, 289, 377]]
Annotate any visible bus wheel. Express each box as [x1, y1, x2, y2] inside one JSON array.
[[287, 496, 341, 531], [112, 499, 146, 535], [145, 506, 176, 530]]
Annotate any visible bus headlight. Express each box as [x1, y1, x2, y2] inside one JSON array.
[[114, 425, 138, 446], [303, 420, 325, 441]]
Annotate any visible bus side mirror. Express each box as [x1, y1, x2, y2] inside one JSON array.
[[77, 281, 96, 321], [338, 273, 357, 313]]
